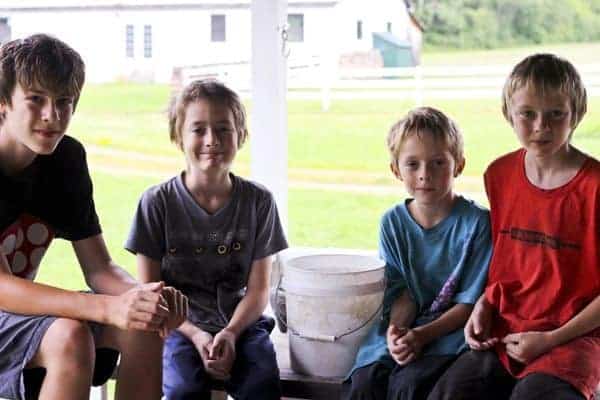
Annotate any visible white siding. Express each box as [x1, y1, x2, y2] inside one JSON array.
[[0, 0, 413, 83]]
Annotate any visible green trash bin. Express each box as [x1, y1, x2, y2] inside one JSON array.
[[372, 31, 416, 67]]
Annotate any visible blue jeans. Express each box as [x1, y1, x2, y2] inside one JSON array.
[[162, 316, 281, 400]]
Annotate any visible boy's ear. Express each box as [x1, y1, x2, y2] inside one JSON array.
[[390, 162, 402, 181], [454, 158, 466, 177]]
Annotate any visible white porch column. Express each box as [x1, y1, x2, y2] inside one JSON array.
[[250, 0, 288, 231]]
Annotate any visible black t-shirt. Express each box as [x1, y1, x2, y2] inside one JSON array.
[[0, 136, 101, 279]]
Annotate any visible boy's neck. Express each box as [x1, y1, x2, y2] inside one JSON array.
[[0, 132, 37, 176], [183, 168, 233, 214], [524, 146, 587, 190], [407, 192, 457, 230]]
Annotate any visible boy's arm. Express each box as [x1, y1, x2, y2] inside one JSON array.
[[413, 303, 474, 345], [0, 248, 166, 331], [549, 293, 600, 345], [503, 293, 600, 364], [389, 289, 417, 328], [74, 234, 137, 295], [137, 253, 194, 339], [393, 302, 473, 365], [220, 255, 273, 339]]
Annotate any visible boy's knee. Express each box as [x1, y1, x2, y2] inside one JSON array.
[[42, 318, 95, 368], [510, 374, 584, 400], [238, 368, 280, 398], [163, 378, 210, 400]]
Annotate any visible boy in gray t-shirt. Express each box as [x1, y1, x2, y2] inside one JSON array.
[[126, 80, 288, 399]]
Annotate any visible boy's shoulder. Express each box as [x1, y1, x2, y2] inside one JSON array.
[[380, 202, 406, 226], [455, 196, 490, 218], [231, 174, 275, 202], [43, 135, 86, 163], [138, 175, 181, 205], [485, 148, 523, 176]]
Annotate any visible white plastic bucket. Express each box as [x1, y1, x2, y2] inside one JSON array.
[[282, 254, 385, 378]]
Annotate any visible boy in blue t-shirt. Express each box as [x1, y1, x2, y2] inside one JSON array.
[[343, 107, 492, 400]]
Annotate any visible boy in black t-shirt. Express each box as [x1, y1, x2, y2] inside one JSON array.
[[0, 34, 186, 400]]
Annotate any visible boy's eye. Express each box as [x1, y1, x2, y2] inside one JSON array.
[[405, 161, 418, 168], [549, 110, 567, 119], [26, 95, 44, 104], [519, 110, 535, 119], [434, 159, 447, 166], [56, 98, 74, 108]]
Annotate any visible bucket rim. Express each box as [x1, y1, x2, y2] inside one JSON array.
[[284, 253, 385, 274]]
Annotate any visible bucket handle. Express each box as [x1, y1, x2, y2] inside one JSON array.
[[289, 300, 383, 343]]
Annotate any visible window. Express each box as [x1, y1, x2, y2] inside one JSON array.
[[125, 24, 134, 58], [0, 17, 11, 44], [211, 14, 226, 42], [287, 14, 304, 42], [144, 25, 152, 58], [357, 20, 363, 40], [387, 22, 392, 33]]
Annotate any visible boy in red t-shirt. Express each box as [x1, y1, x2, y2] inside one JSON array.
[[429, 54, 600, 399]]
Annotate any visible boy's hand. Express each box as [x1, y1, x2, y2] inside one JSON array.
[[386, 324, 407, 354], [393, 328, 426, 365], [502, 331, 553, 364], [158, 286, 189, 339], [190, 330, 229, 379], [465, 296, 499, 350], [109, 281, 169, 331], [388, 324, 421, 365], [207, 329, 236, 380]]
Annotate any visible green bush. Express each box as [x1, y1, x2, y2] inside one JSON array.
[[414, 0, 600, 49]]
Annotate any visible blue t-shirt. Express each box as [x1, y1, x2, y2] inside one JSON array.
[[351, 196, 492, 373]]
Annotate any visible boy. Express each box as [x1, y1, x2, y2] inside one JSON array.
[[126, 79, 288, 399], [343, 107, 492, 400], [0, 34, 186, 400], [429, 54, 600, 399]]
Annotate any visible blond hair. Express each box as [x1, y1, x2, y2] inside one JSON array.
[[168, 79, 248, 149], [387, 106, 464, 166], [502, 53, 587, 129]]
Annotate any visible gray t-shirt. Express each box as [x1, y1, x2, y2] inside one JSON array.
[[125, 173, 288, 333]]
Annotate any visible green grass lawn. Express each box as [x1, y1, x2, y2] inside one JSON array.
[[38, 172, 398, 289], [37, 41, 600, 290]]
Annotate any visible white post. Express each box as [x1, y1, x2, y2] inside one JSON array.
[[251, 0, 288, 231]]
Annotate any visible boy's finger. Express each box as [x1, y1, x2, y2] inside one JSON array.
[[141, 281, 164, 292], [502, 333, 519, 344]]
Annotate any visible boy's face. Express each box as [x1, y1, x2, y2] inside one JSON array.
[[391, 133, 463, 207], [0, 83, 74, 157], [509, 85, 573, 160], [180, 98, 239, 175]]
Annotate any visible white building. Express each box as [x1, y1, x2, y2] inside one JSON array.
[[0, 0, 421, 83]]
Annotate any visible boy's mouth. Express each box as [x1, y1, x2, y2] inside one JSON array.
[[33, 129, 61, 138]]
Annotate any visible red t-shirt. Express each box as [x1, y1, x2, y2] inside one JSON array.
[[484, 149, 600, 399]]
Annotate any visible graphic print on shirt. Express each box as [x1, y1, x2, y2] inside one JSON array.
[[500, 227, 580, 251], [0, 214, 54, 279], [426, 274, 458, 316]]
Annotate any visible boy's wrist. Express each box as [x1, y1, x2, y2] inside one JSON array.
[[222, 325, 241, 340], [546, 329, 563, 349], [412, 326, 434, 345]]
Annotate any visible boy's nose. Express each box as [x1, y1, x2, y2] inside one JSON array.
[[418, 167, 431, 181], [534, 115, 550, 132], [204, 128, 219, 146], [41, 102, 59, 122]]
